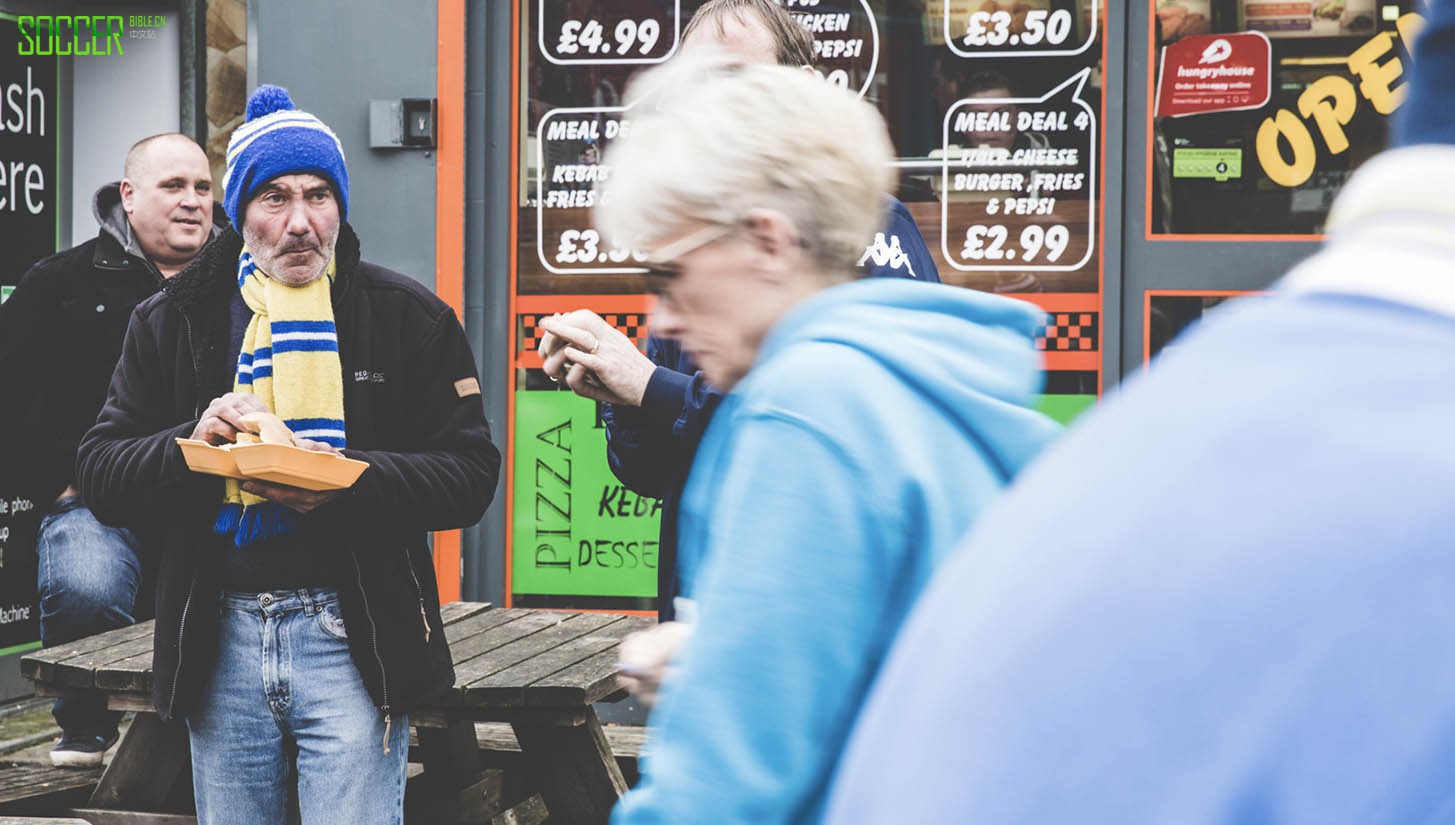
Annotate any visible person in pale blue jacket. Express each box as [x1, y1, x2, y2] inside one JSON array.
[[822, 2, 1455, 823], [564, 51, 1058, 825]]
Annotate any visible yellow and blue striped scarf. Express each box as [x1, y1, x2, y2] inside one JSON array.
[[215, 248, 345, 547]]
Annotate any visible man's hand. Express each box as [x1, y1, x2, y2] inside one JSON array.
[[191, 392, 269, 444], [615, 621, 694, 708], [239, 438, 344, 514], [537, 310, 656, 406]]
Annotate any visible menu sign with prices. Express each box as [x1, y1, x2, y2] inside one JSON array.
[[784, 0, 880, 97], [940, 69, 1096, 274], [946, 0, 1099, 57], [535, 106, 647, 275], [540, 2, 681, 65]]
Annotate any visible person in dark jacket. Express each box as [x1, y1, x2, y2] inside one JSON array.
[[537, 0, 940, 627], [77, 86, 499, 825], [0, 132, 217, 766]]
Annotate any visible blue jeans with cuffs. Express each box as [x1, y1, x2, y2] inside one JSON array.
[[37, 495, 140, 741], [187, 588, 408, 825]]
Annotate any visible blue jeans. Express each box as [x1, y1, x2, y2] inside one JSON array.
[[187, 589, 409, 825], [37, 495, 140, 739]]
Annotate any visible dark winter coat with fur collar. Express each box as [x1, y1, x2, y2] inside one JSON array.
[[77, 224, 500, 722]]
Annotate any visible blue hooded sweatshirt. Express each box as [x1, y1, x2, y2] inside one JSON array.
[[611, 277, 1059, 825], [602, 196, 940, 621]]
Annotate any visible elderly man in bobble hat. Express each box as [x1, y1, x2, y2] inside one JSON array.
[[77, 85, 500, 825]]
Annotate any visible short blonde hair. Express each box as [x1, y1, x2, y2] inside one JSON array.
[[596, 54, 894, 276]]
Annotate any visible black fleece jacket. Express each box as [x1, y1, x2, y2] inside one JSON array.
[[77, 224, 501, 722]]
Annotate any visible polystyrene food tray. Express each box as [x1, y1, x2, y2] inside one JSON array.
[[176, 438, 368, 491]]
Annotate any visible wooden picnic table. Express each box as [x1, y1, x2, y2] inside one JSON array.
[[20, 603, 654, 825]]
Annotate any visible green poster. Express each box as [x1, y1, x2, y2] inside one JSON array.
[[1036, 393, 1096, 426], [0, 286, 13, 304], [513, 391, 661, 598]]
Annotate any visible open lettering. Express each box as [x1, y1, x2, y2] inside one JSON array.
[[1256, 12, 1424, 188]]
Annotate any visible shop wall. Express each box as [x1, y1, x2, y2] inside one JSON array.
[[205, 0, 247, 188], [70, 3, 180, 244], [251, 0, 438, 289]]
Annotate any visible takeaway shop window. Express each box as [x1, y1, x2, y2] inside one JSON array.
[[1150, 0, 1422, 235], [522, 0, 1103, 297]]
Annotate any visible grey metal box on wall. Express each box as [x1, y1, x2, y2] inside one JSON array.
[[251, 0, 438, 292]]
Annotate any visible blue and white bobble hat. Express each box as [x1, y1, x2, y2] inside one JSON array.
[[222, 85, 349, 234]]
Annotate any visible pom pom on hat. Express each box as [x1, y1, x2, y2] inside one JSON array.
[[245, 84, 296, 121], [222, 85, 349, 234]]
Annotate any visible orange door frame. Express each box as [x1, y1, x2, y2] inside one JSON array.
[[433, 0, 466, 603]]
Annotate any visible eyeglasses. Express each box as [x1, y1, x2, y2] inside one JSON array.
[[642, 223, 735, 272], [642, 223, 736, 302]]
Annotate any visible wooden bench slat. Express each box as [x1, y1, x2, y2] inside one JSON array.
[[443, 608, 536, 649], [94, 649, 157, 693], [439, 600, 492, 626], [65, 811, 197, 825], [0, 762, 104, 804], [459, 614, 627, 706], [468, 721, 646, 757], [102, 693, 153, 714], [446, 611, 567, 670], [524, 648, 621, 708], [44, 634, 157, 690], [462, 616, 649, 707], [524, 618, 653, 707], [20, 621, 154, 667], [20, 621, 155, 683]]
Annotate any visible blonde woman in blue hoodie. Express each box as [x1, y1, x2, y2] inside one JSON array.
[[561, 52, 1059, 825]]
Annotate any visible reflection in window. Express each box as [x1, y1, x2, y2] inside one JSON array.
[[1150, 0, 1422, 235], [520, 0, 1103, 296]]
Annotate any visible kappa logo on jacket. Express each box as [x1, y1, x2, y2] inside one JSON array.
[[858, 233, 917, 278]]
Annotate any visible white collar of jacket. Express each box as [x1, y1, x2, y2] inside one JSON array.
[[1280, 145, 1455, 320]]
